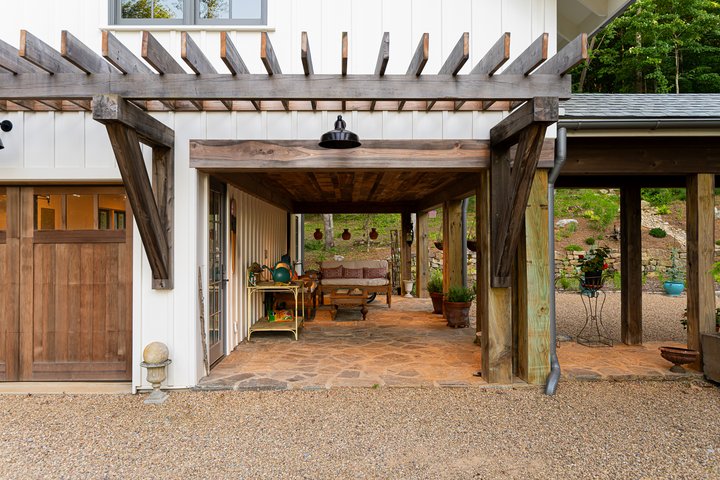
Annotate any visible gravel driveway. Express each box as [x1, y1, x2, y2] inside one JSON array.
[[1, 381, 718, 479]]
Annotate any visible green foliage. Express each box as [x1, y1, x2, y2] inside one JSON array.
[[656, 204, 670, 215], [642, 188, 686, 207], [446, 286, 476, 303], [566, 244, 583, 252], [427, 269, 443, 294], [681, 307, 720, 329], [121, 0, 182, 19], [585, 237, 596, 246], [611, 270, 622, 290], [573, 0, 720, 94], [666, 248, 685, 282], [556, 222, 577, 239], [649, 227, 667, 238], [554, 189, 619, 232], [304, 240, 325, 251], [578, 245, 612, 273]]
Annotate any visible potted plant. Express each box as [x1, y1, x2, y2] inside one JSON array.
[[427, 269, 444, 314], [443, 285, 476, 328], [681, 307, 720, 332], [577, 245, 612, 290], [663, 248, 685, 296]]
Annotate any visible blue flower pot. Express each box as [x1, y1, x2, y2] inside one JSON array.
[[663, 281, 684, 297]]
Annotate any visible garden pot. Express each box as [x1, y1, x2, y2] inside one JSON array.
[[663, 281, 684, 297], [443, 300, 471, 328], [581, 271, 603, 290], [429, 292, 444, 314]]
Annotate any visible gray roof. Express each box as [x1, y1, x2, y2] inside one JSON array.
[[561, 94, 720, 119]]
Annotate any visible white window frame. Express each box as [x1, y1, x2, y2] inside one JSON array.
[[110, 0, 268, 26]]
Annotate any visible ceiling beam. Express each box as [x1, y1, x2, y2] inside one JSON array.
[[93, 94, 174, 149], [260, 32, 288, 111], [416, 173, 481, 212], [219, 32, 260, 111], [181, 33, 232, 111], [213, 172, 295, 212], [534, 33, 587, 76], [456, 32, 511, 110], [490, 97, 558, 148], [103, 31, 152, 74], [370, 32, 390, 111], [294, 201, 416, 214], [300, 32, 316, 110], [0, 38, 44, 74], [399, 33, 429, 111], [61, 30, 114, 74], [428, 32, 469, 110]]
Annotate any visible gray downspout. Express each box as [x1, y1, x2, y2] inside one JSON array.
[[461, 198, 468, 288], [545, 127, 567, 395]]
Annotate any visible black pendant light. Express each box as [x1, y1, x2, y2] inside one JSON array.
[[319, 115, 360, 149], [0, 120, 12, 150]]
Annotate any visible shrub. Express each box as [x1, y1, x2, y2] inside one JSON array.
[[427, 269, 443, 294], [649, 228, 667, 238], [585, 237, 596, 246], [656, 205, 670, 215], [565, 244, 583, 252], [666, 248, 685, 282], [446, 286, 476, 303], [641, 188, 685, 207]]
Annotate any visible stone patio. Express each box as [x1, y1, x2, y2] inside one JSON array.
[[196, 296, 702, 391]]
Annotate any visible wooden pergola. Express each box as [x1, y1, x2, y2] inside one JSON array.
[[0, 29, 587, 384]]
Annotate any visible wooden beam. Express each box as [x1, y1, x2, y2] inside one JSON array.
[[484, 33, 548, 110], [341, 32, 348, 76], [399, 33, 429, 110], [93, 94, 174, 148], [60, 30, 114, 74], [300, 32, 316, 111], [416, 173, 482, 212], [686, 174, 716, 369], [370, 32, 390, 111], [555, 175, 689, 189], [0, 38, 45, 74], [141, 31, 201, 111], [102, 31, 151, 74], [214, 172, 294, 213], [620, 185, 643, 345], [292, 201, 415, 214], [190, 140, 490, 171], [534, 33, 587, 76], [456, 32, 511, 110], [416, 211, 430, 298], [0, 73, 572, 102], [181, 33, 232, 111], [260, 32, 288, 111], [492, 124, 548, 286], [104, 123, 171, 288], [517, 170, 550, 384], [400, 212, 413, 294], [427, 32, 468, 111], [151, 146, 174, 290], [490, 97, 558, 149], [443, 200, 464, 293], [219, 32, 260, 111]]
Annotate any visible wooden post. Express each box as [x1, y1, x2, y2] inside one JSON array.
[[400, 212, 412, 295], [686, 174, 715, 368], [516, 170, 550, 384], [443, 200, 463, 292], [416, 211, 430, 298], [620, 185, 642, 345], [478, 171, 513, 383]]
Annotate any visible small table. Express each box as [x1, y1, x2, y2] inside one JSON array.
[[330, 288, 368, 321]]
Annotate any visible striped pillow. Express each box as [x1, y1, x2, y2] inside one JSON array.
[[343, 267, 364, 279], [363, 267, 387, 279], [322, 265, 343, 279]]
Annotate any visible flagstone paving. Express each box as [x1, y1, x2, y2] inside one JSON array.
[[197, 296, 702, 391]]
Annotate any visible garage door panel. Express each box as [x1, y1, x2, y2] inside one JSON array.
[[0, 188, 20, 381]]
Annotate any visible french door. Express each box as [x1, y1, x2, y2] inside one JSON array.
[[208, 179, 227, 366]]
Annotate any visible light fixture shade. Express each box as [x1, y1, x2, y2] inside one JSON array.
[[0, 138, 4, 150], [319, 115, 361, 149]]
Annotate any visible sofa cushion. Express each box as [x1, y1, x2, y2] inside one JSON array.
[[364, 266, 387, 279], [322, 278, 390, 287], [321, 259, 388, 270], [343, 267, 364, 279], [321, 265, 343, 279]]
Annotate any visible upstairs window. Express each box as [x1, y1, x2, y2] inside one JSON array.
[[113, 0, 267, 25]]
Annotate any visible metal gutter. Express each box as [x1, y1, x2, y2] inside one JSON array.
[[545, 127, 567, 395], [559, 118, 720, 130]]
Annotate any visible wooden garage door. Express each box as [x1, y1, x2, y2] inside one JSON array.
[[0, 186, 133, 381]]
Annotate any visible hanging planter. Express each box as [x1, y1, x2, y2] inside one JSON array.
[[313, 228, 323, 240], [369, 228, 379, 240], [341, 228, 351, 240]]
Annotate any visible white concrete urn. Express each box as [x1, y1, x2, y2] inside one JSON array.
[[140, 342, 172, 405], [403, 280, 414, 298]]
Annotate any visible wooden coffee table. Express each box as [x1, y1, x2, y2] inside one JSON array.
[[330, 288, 368, 321]]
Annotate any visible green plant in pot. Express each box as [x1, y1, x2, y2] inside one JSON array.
[[443, 285, 476, 328], [681, 307, 720, 332], [427, 269, 444, 315], [663, 248, 685, 297]]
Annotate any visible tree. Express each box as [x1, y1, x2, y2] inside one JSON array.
[[575, 0, 720, 93], [323, 214, 334, 249], [121, 0, 182, 19]]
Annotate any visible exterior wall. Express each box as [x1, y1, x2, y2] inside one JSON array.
[[0, 0, 562, 387]]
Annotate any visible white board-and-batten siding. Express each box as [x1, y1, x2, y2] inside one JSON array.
[[0, 0, 559, 388]]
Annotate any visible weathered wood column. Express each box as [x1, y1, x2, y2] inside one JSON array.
[[478, 172, 513, 383], [443, 200, 464, 292], [416, 211, 430, 298], [400, 212, 413, 295], [686, 174, 716, 368], [515, 170, 551, 384], [620, 185, 642, 345]]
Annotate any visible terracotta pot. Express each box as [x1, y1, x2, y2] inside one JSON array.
[[341, 228, 351, 240], [443, 300, 471, 328], [313, 228, 323, 240], [659, 346, 699, 373], [429, 292, 444, 314], [369, 228, 379, 240], [434, 241, 443, 251]]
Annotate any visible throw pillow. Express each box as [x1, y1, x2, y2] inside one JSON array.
[[364, 267, 387, 279], [322, 265, 343, 279], [343, 267, 364, 279]]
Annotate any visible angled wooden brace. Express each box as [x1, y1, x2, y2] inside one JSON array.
[[93, 94, 174, 290], [489, 97, 558, 287]]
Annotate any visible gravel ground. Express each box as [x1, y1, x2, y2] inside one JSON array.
[[556, 291, 691, 343], [1, 381, 719, 479]]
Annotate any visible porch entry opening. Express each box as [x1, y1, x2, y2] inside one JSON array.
[[208, 178, 227, 366]]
